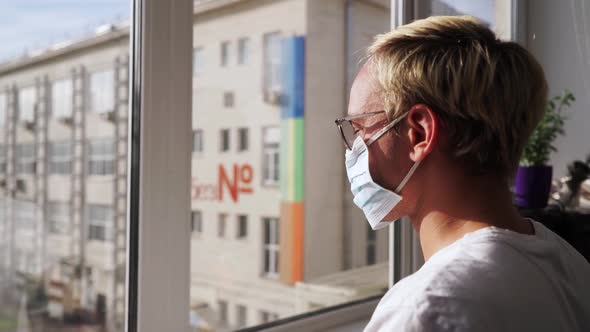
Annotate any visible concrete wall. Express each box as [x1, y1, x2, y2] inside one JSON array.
[[527, 0, 590, 178]]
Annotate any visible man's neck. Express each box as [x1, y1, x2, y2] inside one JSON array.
[[411, 175, 533, 261]]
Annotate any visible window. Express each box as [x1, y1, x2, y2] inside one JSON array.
[[0, 93, 6, 127], [193, 47, 205, 74], [220, 41, 230, 67], [0, 145, 6, 174], [87, 205, 113, 241], [51, 78, 73, 118], [16, 144, 35, 174], [262, 127, 280, 185], [218, 300, 228, 324], [48, 141, 72, 174], [238, 128, 248, 152], [237, 214, 248, 239], [88, 138, 114, 175], [191, 211, 202, 234], [18, 86, 36, 123], [263, 217, 279, 277], [89, 70, 115, 114], [223, 91, 234, 108], [218, 213, 227, 238], [263, 32, 282, 93], [220, 129, 230, 152], [238, 37, 250, 65], [192, 129, 203, 153], [260, 311, 279, 324], [47, 201, 69, 234], [367, 224, 377, 265], [236, 304, 247, 328]]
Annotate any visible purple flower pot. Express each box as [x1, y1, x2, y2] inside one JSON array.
[[514, 165, 553, 209]]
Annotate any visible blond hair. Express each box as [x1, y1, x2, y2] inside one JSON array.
[[368, 16, 548, 178]]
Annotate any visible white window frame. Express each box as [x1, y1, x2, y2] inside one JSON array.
[[262, 127, 280, 186], [87, 204, 114, 242], [263, 32, 282, 94], [89, 69, 115, 114], [129, 1, 523, 331], [130, 1, 192, 331], [88, 138, 115, 175], [262, 217, 279, 278], [48, 141, 72, 175]]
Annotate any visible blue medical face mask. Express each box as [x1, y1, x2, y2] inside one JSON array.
[[345, 113, 421, 230]]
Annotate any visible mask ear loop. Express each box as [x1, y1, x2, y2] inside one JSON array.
[[395, 160, 421, 193]]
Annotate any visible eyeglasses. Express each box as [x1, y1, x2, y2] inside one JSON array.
[[334, 111, 386, 150]]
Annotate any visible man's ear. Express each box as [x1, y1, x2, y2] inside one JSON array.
[[406, 104, 438, 163]]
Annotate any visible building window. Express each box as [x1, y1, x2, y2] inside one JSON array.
[[89, 70, 114, 114], [218, 300, 228, 324], [237, 215, 248, 239], [262, 127, 280, 185], [51, 78, 73, 118], [193, 47, 205, 75], [220, 41, 230, 67], [87, 205, 113, 241], [0, 93, 6, 127], [192, 130, 204, 153], [218, 213, 227, 238], [367, 224, 377, 265], [223, 91, 234, 108], [220, 129, 230, 152], [47, 201, 69, 234], [16, 144, 35, 174], [238, 37, 250, 65], [88, 139, 114, 175], [260, 311, 279, 324], [49, 141, 72, 175], [238, 128, 249, 152], [236, 304, 247, 328], [191, 211, 202, 234], [263, 217, 279, 277], [0, 145, 6, 174], [263, 32, 282, 94], [18, 86, 36, 123]]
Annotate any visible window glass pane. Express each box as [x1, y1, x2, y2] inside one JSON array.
[[422, 0, 512, 39], [190, 0, 390, 329], [0, 2, 130, 330], [89, 70, 115, 114], [0, 93, 6, 127], [52, 78, 73, 118]]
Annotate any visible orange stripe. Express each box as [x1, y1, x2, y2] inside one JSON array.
[[291, 202, 304, 283]]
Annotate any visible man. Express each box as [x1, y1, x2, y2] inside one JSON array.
[[337, 16, 590, 331]]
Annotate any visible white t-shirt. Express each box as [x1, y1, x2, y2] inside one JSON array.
[[364, 220, 590, 332]]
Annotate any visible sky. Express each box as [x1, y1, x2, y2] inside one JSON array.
[[0, 0, 129, 62]]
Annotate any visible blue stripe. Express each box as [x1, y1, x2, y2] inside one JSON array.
[[281, 36, 305, 119]]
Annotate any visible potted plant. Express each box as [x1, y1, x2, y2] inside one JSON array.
[[514, 90, 575, 209]]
